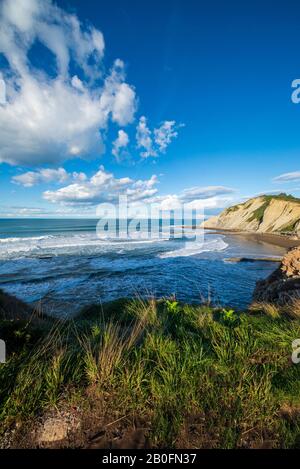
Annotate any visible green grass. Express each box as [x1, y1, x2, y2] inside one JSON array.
[[247, 200, 270, 224], [1, 299, 300, 448], [279, 220, 299, 233], [264, 193, 300, 204], [225, 204, 240, 214]]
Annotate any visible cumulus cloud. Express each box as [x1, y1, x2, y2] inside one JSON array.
[[12, 168, 87, 187], [0, 0, 105, 78], [0, 0, 137, 165], [136, 116, 157, 158], [13, 168, 69, 187], [42, 164, 234, 217], [112, 130, 129, 159], [136, 116, 181, 158], [73, 172, 88, 183], [273, 171, 300, 183], [43, 166, 158, 205], [154, 121, 179, 153], [99, 59, 136, 127]]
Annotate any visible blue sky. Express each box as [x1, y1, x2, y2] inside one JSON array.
[[1, 0, 300, 218]]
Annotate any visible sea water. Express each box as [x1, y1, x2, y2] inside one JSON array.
[[0, 218, 285, 317]]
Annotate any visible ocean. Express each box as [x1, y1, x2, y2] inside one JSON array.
[[0, 218, 285, 317]]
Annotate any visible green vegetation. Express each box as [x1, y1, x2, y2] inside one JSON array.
[[279, 221, 299, 234], [226, 193, 300, 227], [264, 193, 300, 204], [247, 200, 270, 224], [246, 193, 300, 226], [225, 204, 240, 214], [1, 298, 300, 448]]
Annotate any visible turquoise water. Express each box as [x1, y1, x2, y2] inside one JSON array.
[[0, 219, 285, 317]]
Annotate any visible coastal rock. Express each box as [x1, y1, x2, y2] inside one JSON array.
[[281, 249, 300, 277], [37, 412, 81, 445], [38, 418, 69, 443], [253, 247, 300, 304]]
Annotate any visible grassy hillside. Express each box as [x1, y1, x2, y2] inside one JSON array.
[[248, 194, 300, 224], [264, 193, 300, 204], [1, 298, 300, 448], [225, 193, 300, 216], [205, 193, 300, 235]]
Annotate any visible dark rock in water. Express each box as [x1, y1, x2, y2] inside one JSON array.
[[253, 247, 300, 304], [225, 257, 281, 263]]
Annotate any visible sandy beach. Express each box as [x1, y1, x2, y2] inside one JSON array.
[[204, 228, 300, 250]]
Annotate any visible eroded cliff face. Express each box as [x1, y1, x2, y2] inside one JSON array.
[[202, 195, 300, 235], [253, 247, 300, 304]]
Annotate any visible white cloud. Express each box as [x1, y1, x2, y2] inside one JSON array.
[[12, 168, 87, 187], [136, 116, 157, 158], [184, 196, 233, 211], [126, 175, 158, 201], [151, 186, 235, 212], [2, 0, 40, 34], [273, 171, 300, 183], [0, 204, 98, 218], [154, 121, 179, 153], [0, 206, 51, 217], [72, 172, 87, 183], [0, 73, 6, 104], [136, 116, 182, 158], [0, 0, 137, 165], [179, 186, 236, 202], [1, 0, 105, 77], [42, 165, 235, 213], [43, 166, 158, 205], [112, 130, 129, 159], [99, 60, 136, 127], [71, 75, 85, 92]]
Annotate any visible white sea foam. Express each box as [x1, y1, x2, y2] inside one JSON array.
[[0, 229, 226, 261], [158, 238, 228, 258], [0, 232, 168, 259], [0, 236, 54, 243]]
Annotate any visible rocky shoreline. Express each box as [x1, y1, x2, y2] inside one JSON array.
[[253, 246, 300, 305]]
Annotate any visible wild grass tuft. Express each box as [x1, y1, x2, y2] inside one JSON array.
[[250, 301, 281, 319], [1, 298, 300, 448]]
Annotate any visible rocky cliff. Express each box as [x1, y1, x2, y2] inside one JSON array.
[[202, 193, 300, 236], [253, 246, 300, 304]]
